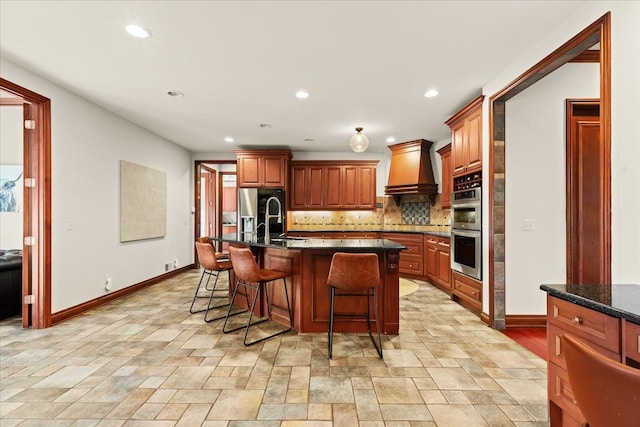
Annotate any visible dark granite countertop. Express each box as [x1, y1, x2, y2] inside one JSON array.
[[287, 229, 451, 238], [213, 234, 407, 251], [540, 284, 640, 325]]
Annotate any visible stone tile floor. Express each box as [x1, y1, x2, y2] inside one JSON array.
[[0, 270, 548, 426]]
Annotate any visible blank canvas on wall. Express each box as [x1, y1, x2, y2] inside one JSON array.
[[120, 160, 167, 242]]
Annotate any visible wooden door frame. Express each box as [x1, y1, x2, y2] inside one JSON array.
[[1, 77, 52, 329], [487, 13, 611, 329], [217, 171, 237, 251]]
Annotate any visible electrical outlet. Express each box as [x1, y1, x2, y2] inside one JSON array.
[[164, 263, 171, 272], [522, 218, 534, 231]]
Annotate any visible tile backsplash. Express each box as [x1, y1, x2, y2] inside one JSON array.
[[288, 193, 450, 231]]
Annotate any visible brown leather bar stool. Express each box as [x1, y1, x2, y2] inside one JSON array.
[[562, 334, 640, 427], [326, 252, 383, 359], [191, 241, 240, 323], [198, 237, 229, 291], [223, 246, 293, 346]]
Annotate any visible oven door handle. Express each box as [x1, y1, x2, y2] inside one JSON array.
[[451, 202, 480, 209], [451, 229, 481, 238]]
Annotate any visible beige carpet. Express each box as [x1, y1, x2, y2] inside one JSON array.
[[399, 277, 420, 297]]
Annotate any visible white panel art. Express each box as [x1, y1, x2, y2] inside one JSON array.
[[120, 160, 167, 242]]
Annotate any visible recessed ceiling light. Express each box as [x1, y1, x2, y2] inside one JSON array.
[[424, 89, 439, 98], [386, 137, 396, 143], [295, 90, 310, 99], [125, 24, 151, 38], [224, 137, 234, 143], [167, 90, 184, 97], [304, 138, 314, 143], [259, 123, 272, 128]]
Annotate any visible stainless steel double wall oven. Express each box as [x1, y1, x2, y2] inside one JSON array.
[[451, 187, 481, 280]]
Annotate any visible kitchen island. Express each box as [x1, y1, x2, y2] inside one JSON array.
[[540, 283, 640, 426], [213, 234, 406, 334]]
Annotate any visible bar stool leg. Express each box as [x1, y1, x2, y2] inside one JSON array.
[[372, 288, 383, 358], [190, 269, 213, 314], [328, 287, 335, 359]]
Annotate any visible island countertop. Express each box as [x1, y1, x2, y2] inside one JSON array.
[[214, 233, 407, 251], [540, 283, 640, 325]]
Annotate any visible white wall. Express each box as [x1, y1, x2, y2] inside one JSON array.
[[482, 1, 640, 313], [0, 106, 23, 249], [1, 59, 194, 313], [505, 63, 599, 314]]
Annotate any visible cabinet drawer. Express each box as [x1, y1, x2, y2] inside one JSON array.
[[548, 362, 586, 425], [624, 321, 640, 365], [547, 296, 620, 352], [400, 258, 423, 275], [548, 323, 621, 370], [452, 274, 481, 302]]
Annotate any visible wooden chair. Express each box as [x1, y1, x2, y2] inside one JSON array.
[[562, 333, 640, 427], [223, 246, 293, 346], [326, 252, 383, 359]]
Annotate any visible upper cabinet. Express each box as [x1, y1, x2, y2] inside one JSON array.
[[289, 161, 378, 210], [436, 143, 452, 209], [445, 95, 484, 177], [235, 150, 292, 188]]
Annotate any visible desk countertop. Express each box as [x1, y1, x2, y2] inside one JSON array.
[[540, 283, 640, 325]]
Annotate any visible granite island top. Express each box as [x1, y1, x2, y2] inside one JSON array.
[[214, 234, 407, 251], [540, 283, 640, 325]]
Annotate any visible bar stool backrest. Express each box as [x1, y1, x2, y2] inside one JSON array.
[[195, 241, 223, 271], [229, 246, 262, 282], [562, 333, 640, 427], [327, 253, 380, 290]]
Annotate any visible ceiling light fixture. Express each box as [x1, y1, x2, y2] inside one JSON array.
[[224, 137, 234, 143], [167, 90, 184, 97], [386, 137, 396, 143], [349, 127, 369, 153], [304, 138, 314, 143], [125, 24, 151, 38], [424, 89, 439, 98], [259, 123, 272, 128], [295, 90, 310, 99]]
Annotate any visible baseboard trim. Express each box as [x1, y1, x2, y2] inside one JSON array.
[[505, 314, 547, 328], [51, 265, 195, 325], [480, 311, 490, 325]]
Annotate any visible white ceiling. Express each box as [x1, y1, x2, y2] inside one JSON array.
[[0, 1, 586, 154]]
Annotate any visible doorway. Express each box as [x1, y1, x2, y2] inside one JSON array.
[[488, 13, 611, 329], [0, 78, 52, 329]]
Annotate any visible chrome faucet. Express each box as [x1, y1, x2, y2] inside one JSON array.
[[264, 196, 282, 244]]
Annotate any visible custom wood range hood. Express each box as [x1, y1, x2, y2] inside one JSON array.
[[385, 139, 438, 205]]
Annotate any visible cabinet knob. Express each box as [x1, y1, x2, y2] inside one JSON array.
[[572, 316, 583, 325], [472, 291, 477, 296]]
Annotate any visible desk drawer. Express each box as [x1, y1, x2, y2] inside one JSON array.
[[547, 296, 620, 352]]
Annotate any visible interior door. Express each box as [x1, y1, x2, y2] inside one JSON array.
[[199, 166, 216, 240], [566, 99, 607, 284]]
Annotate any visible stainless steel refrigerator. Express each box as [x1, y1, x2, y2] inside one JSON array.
[[237, 188, 286, 241]]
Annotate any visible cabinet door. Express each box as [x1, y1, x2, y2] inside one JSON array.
[[237, 155, 262, 187], [290, 165, 308, 210], [263, 155, 287, 187], [438, 147, 452, 209], [307, 166, 324, 209], [437, 240, 451, 289], [466, 109, 482, 172], [324, 165, 342, 209], [357, 165, 376, 209], [341, 165, 358, 208], [425, 242, 438, 282], [451, 123, 466, 175]]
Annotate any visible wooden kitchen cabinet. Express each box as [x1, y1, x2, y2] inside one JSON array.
[[235, 149, 292, 188], [289, 161, 377, 210], [445, 95, 484, 177], [436, 144, 452, 209], [382, 233, 425, 280], [451, 271, 482, 312], [426, 236, 451, 292]]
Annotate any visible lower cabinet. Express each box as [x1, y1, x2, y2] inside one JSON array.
[[451, 271, 482, 312], [546, 295, 622, 426], [425, 236, 451, 292], [381, 233, 425, 279]]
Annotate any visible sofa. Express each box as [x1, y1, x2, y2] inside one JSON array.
[[0, 249, 22, 319]]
